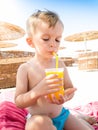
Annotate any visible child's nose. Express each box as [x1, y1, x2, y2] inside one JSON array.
[[50, 41, 56, 48]]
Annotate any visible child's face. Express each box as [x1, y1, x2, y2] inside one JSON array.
[[31, 20, 64, 58]]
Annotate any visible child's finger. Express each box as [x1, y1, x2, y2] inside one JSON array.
[[64, 88, 77, 95]]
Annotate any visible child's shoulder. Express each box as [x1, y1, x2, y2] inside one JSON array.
[[18, 58, 36, 70], [59, 58, 66, 68], [18, 62, 30, 72]]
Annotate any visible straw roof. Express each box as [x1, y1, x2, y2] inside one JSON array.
[[0, 21, 25, 41], [0, 42, 17, 48], [65, 31, 98, 42]]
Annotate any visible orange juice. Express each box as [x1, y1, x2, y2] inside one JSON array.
[[45, 68, 64, 100]]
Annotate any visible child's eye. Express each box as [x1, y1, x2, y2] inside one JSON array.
[[43, 38, 49, 41], [55, 39, 60, 42]]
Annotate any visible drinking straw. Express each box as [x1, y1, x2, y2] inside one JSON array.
[[53, 52, 58, 69]]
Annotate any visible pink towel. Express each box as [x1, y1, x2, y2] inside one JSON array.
[[0, 101, 28, 130], [74, 101, 98, 130]]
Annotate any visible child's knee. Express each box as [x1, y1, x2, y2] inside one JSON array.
[[25, 115, 56, 130]]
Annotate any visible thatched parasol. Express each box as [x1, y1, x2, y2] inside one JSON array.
[[0, 21, 25, 41], [0, 42, 17, 48], [64, 30, 98, 42], [64, 31, 98, 70], [64, 30, 98, 51]]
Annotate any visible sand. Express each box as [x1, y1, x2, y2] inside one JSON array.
[[64, 67, 98, 108]]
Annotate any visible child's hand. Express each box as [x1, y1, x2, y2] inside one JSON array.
[[33, 74, 63, 97], [63, 87, 77, 102], [45, 88, 77, 105]]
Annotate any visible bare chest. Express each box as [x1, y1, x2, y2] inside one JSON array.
[[27, 66, 45, 89]]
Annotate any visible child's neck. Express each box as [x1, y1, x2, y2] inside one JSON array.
[[34, 55, 54, 68]]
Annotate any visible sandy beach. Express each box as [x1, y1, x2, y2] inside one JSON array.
[[64, 67, 98, 108]]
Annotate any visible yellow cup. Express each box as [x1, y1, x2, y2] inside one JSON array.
[[45, 68, 64, 100]]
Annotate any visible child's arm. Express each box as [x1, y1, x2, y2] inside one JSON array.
[[14, 63, 40, 108]]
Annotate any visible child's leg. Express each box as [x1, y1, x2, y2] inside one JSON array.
[[25, 115, 57, 130], [71, 109, 97, 125], [78, 114, 97, 125], [64, 113, 94, 130]]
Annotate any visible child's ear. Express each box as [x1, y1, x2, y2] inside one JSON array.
[[26, 38, 34, 48]]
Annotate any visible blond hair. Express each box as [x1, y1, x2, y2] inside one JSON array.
[[26, 10, 63, 36]]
